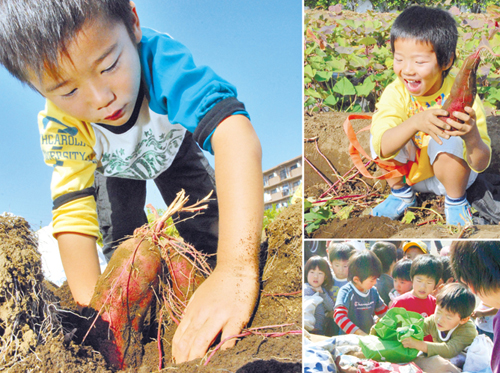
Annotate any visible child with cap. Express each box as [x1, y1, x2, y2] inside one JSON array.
[[403, 240, 429, 260]]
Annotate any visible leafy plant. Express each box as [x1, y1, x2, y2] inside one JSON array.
[[305, 6, 500, 115], [263, 204, 283, 230], [304, 198, 348, 234]]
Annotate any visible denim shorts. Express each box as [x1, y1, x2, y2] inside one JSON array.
[[370, 135, 477, 195]]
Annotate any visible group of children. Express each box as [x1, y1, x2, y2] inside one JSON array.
[[304, 241, 500, 372]]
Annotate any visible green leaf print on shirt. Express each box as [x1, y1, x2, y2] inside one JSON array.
[[99, 128, 184, 179]]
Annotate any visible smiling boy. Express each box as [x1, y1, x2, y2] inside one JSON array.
[[391, 254, 442, 341], [370, 6, 491, 226], [0, 0, 263, 363]]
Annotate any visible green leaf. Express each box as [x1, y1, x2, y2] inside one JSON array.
[[314, 70, 332, 82], [324, 94, 339, 107], [355, 76, 376, 97], [304, 199, 313, 211], [401, 210, 416, 224], [305, 88, 323, 99], [358, 36, 377, 46], [325, 58, 346, 72], [304, 64, 314, 78], [332, 76, 356, 96], [336, 205, 355, 220]]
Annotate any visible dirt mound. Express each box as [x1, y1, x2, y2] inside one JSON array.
[[304, 112, 500, 239], [0, 204, 302, 372]]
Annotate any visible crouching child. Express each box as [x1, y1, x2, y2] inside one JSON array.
[[401, 283, 477, 373]]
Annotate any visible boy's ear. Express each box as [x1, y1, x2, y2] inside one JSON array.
[[444, 53, 454, 71], [129, 1, 142, 43], [352, 276, 360, 284], [459, 316, 470, 325]]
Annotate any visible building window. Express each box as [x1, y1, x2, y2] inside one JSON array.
[[290, 164, 298, 171], [282, 183, 290, 197], [271, 188, 278, 194], [279, 168, 288, 180], [293, 180, 301, 188]]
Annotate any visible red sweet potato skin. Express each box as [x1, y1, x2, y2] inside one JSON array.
[[87, 237, 161, 370], [166, 251, 205, 302], [440, 50, 480, 126]]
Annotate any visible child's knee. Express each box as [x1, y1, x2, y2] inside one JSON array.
[[428, 136, 464, 164]]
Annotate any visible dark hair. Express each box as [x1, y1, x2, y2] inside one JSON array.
[[392, 258, 412, 282], [410, 254, 443, 284], [371, 242, 397, 273], [304, 255, 334, 289], [440, 256, 454, 283], [450, 241, 500, 296], [397, 248, 404, 261], [328, 242, 356, 263], [0, 0, 136, 85], [348, 250, 382, 282], [436, 283, 475, 319], [390, 6, 458, 78]]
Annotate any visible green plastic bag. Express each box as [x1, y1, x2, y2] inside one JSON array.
[[359, 307, 425, 363]]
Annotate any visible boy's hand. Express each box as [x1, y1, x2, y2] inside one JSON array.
[[354, 329, 368, 336], [411, 108, 451, 145], [444, 106, 479, 139], [172, 266, 259, 363], [401, 336, 426, 352]]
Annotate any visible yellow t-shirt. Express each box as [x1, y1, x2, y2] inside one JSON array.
[[370, 75, 491, 184]]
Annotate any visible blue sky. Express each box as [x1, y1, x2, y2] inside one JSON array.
[[0, 0, 302, 230]]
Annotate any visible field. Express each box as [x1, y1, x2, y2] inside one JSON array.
[[0, 203, 302, 372]]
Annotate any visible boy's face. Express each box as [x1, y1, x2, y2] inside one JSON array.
[[354, 275, 378, 292], [405, 247, 424, 261], [394, 277, 412, 295], [30, 4, 143, 126], [393, 38, 452, 97], [330, 259, 349, 279], [471, 288, 500, 309], [434, 305, 468, 332], [412, 274, 436, 299]]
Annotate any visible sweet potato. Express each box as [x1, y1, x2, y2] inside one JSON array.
[[86, 237, 162, 370], [439, 48, 481, 128], [165, 247, 206, 302]]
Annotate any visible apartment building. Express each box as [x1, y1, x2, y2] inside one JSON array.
[[263, 155, 302, 210]]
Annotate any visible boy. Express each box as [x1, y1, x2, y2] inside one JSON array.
[[450, 242, 500, 373], [370, 6, 491, 226], [401, 283, 477, 373], [334, 250, 388, 336], [327, 242, 356, 301], [388, 258, 413, 305], [403, 240, 429, 260], [391, 254, 442, 341], [0, 0, 263, 363], [371, 241, 397, 305]]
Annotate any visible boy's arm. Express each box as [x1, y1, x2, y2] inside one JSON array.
[[56, 232, 101, 307], [172, 114, 263, 363], [333, 306, 365, 335]]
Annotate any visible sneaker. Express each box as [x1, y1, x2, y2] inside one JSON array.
[[371, 194, 417, 220], [445, 200, 473, 226]]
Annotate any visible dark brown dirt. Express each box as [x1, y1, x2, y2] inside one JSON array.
[[0, 204, 302, 372], [304, 112, 500, 239]]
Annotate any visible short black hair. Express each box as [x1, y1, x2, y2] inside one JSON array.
[[304, 255, 334, 290], [440, 256, 454, 283], [348, 250, 382, 283], [410, 254, 443, 285], [0, 0, 136, 85], [390, 6, 458, 78], [328, 242, 356, 263], [371, 242, 397, 273], [450, 241, 500, 296], [436, 283, 475, 319], [392, 258, 412, 282], [396, 248, 404, 261]]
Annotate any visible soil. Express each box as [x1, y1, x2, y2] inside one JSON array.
[[0, 204, 302, 372], [304, 111, 500, 239]]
